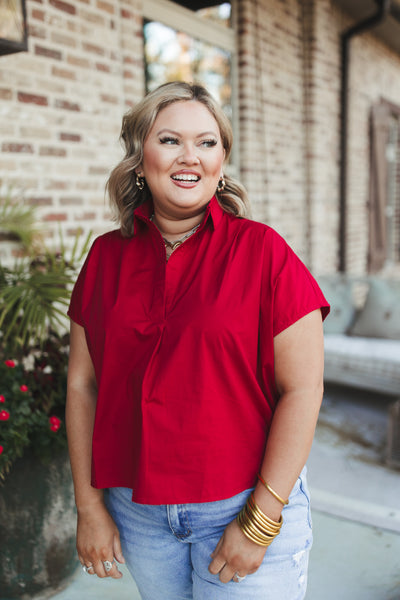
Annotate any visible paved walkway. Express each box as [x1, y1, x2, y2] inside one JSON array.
[[37, 385, 400, 600]]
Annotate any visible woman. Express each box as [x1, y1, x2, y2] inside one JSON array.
[[66, 81, 329, 600]]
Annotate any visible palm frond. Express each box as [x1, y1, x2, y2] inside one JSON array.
[[0, 193, 43, 252], [0, 266, 74, 348], [0, 184, 92, 354]]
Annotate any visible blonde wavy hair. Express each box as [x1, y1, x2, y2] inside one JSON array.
[[106, 81, 250, 237]]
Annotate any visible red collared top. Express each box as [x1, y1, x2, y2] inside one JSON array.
[[68, 196, 329, 505]]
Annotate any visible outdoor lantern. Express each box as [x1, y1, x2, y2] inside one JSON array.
[[0, 0, 28, 56]]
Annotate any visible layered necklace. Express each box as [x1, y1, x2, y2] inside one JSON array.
[[150, 215, 201, 258]]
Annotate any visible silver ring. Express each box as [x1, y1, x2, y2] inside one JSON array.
[[234, 572, 246, 583], [103, 559, 115, 572], [82, 564, 94, 574]]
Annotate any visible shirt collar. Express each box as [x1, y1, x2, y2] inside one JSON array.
[[133, 195, 224, 232]]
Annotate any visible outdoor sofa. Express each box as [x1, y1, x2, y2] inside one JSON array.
[[319, 276, 400, 468]]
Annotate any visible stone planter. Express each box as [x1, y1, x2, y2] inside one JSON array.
[[0, 450, 78, 599]]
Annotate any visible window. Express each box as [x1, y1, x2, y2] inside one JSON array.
[[368, 100, 400, 271], [0, 0, 28, 56], [142, 0, 238, 169], [144, 21, 232, 118]]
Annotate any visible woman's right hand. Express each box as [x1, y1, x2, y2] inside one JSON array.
[[77, 501, 125, 579]]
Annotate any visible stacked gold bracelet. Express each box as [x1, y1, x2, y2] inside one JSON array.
[[236, 492, 283, 547]]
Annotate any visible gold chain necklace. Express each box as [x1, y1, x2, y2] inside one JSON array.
[[150, 215, 201, 252]]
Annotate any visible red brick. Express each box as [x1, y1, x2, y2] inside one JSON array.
[[76, 211, 96, 220], [96, 0, 114, 14], [0, 88, 12, 100], [18, 92, 48, 106], [55, 99, 80, 111], [45, 180, 70, 190], [43, 213, 68, 221], [35, 44, 62, 60], [67, 54, 90, 69], [51, 32, 77, 48], [28, 196, 53, 206], [60, 132, 81, 142], [100, 93, 118, 104], [28, 24, 46, 38], [32, 8, 45, 20], [2, 143, 34, 153], [89, 166, 109, 176], [121, 8, 133, 18], [95, 62, 110, 73], [82, 42, 105, 56], [49, 0, 76, 14], [52, 66, 76, 80], [39, 146, 67, 157], [60, 196, 83, 205], [66, 227, 84, 236]]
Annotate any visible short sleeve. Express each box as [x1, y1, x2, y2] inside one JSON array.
[[266, 231, 330, 337], [67, 237, 101, 327]]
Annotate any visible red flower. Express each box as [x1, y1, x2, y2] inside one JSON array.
[[0, 445, 3, 454], [0, 410, 10, 421], [49, 416, 61, 432], [20, 385, 28, 392], [4, 360, 15, 368], [0, 395, 5, 403]]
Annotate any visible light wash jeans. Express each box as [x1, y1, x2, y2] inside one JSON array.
[[104, 468, 312, 600]]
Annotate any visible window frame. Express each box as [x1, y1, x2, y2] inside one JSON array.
[[0, 0, 28, 57], [368, 98, 400, 272], [386, 114, 400, 265]]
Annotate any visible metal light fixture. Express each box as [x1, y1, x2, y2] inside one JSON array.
[[0, 0, 28, 56]]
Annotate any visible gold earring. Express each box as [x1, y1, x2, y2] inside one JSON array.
[[136, 173, 145, 191], [217, 176, 225, 192]]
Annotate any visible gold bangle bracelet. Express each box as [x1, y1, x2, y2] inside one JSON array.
[[248, 494, 283, 532], [239, 519, 276, 548], [237, 506, 272, 543], [236, 497, 282, 547], [244, 505, 281, 536], [237, 514, 274, 547], [257, 474, 289, 506], [246, 494, 283, 531], [239, 507, 277, 539], [247, 509, 281, 536]]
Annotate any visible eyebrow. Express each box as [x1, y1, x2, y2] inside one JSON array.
[[156, 128, 219, 138]]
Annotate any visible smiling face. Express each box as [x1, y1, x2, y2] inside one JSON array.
[[139, 100, 225, 220]]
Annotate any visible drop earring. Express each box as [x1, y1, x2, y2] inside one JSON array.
[[136, 173, 145, 191], [217, 175, 226, 192]]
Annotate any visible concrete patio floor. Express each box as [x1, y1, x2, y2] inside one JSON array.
[[36, 384, 400, 600]]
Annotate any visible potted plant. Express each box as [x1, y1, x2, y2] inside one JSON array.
[[0, 189, 91, 599]]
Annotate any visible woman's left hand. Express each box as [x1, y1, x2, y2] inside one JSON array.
[[208, 518, 267, 583]]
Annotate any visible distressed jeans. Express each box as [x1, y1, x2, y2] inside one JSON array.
[[104, 467, 312, 600]]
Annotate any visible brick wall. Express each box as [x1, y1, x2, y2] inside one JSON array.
[[237, 0, 311, 262], [239, 0, 400, 275], [0, 0, 144, 262], [235, 0, 341, 274], [305, 0, 343, 275]]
